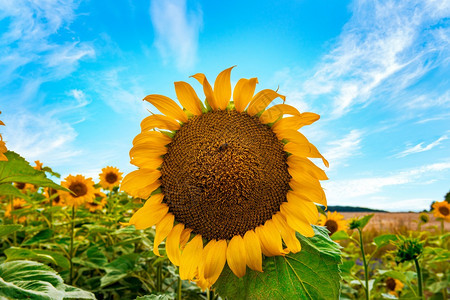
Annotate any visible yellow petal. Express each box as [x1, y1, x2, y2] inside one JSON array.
[[153, 213, 174, 256], [129, 200, 169, 230], [226, 235, 247, 278], [129, 144, 167, 158], [174, 81, 203, 115], [179, 235, 203, 280], [121, 169, 161, 198], [140, 114, 180, 131], [204, 239, 227, 284], [255, 220, 287, 257], [289, 179, 327, 207], [288, 167, 322, 190], [271, 113, 320, 133], [243, 230, 262, 272], [191, 73, 218, 110], [143, 94, 188, 123], [132, 131, 172, 146], [287, 156, 328, 180], [280, 202, 315, 237], [286, 192, 319, 224], [272, 213, 301, 253], [233, 77, 258, 112], [130, 156, 163, 170], [166, 223, 185, 265], [196, 240, 217, 290], [259, 104, 301, 124], [180, 228, 192, 248], [247, 89, 286, 116], [214, 66, 235, 110], [284, 142, 329, 167]]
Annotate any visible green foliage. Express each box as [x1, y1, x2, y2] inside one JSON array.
[[0, 224, 22, 237], [214, 226, 342, 300]]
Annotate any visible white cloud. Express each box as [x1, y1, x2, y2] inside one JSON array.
[[323, 130, 363, 169], [303, 0, 450, 117], [396, 135, 448, 158], [150, 0, 202, 71]]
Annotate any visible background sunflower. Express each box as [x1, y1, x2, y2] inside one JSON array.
[[121, 67, 328, 289], [432, 201, 450, 221], [318, 211, 348, 236], [99, 166, 123, 190], [61, 174, 95, 207]]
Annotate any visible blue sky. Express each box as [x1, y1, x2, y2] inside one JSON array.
[[1, 0, 449, 211]]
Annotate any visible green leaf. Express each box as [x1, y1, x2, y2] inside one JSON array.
[[373, 234, 398, 248], [0, 224, 22, 238], [101, 254, 139, 287], [5, 247, 70, 269], [358, 214, 374, 230], [0, 183, 29, 199], [86, 246, 108, 268], [0, 260, 65, 300], [330, 230, 350, 241], [214, 226, 342, 300], [0, 151, 68, 191], [62, 285, 96, 299], [136, 294, 176, 300], [22, 229, 54, 245]]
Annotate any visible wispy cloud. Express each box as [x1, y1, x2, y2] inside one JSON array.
[[304, 0, 450, 117], [396, 135, 448, 158], [150, 0, 202, 71], [323, 130, 363, 169]]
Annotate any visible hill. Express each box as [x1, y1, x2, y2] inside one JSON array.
[[325, 206, 387, 213]]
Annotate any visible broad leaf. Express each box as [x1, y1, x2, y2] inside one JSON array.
[[136, 294, 176, 300], [0, 151, 68, 191], [0, 183, 29, 199], [101, 253, 139, 287], [331, 230, 350, 241], [214, 226, 342, 300], [62, 285, 96, 299], [373, 234, 398, 248], [5, 247, 70, 269], [22, 229, 54, 245], [0, 224, 22, 238], [357, 214, 374, 230]]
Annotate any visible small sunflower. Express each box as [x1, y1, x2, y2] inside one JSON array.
[[385, 277, 404, 296], [14, 182, 36, 193], [85, 188, 107, 212], [317, 211, 348, 236], [5, 198, 29, 223], [99, 166, 123, 189], [0, 111, 7, 161], [60, 175, 95, 207], [44, 187, 65, 206], [432, 201, 450, 221], [121, 67, 328, 289]]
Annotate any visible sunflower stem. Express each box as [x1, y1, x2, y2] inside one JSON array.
[[69, 205, 76, 285], [207, 289, 210, 300], [177, 277, 182, 300], [441, 219, 444, 235], [10, 196, 17, 246], [357, 228, 369, 300], [156, 261, 162, 292], [414, 258, 423, 299]]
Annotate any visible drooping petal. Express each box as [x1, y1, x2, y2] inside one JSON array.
[[179, 235, 203, 280], [130, 156, 163, 170], [233, 77, 258, 112], [140, 114, 180, 131], [255, 220, 287, 256], [153, 213, 175, 256], [272, 213, 301, 253], [288, 166, 322, 189], [243, 230, 263, 272], [280, 202, 315, 237], [128, 197, 168, 230], [129, 144, 168, 158], [287, 156, 328, 180], [132, 131, 172, 146], [259, 104, 301, 124], [213, 66, 235, 110], [286, 192, 319, 224], [166, 223, 185, 265], [289, 179, 327, 207], [226, 235, 247, 277], [174, 81, 203, 115], [196, 240, 217, 290], [191, 73, 218, 110], [204, 239, 228, 284], [121, 169, 161, 199], [180, 228, 192, 248], [284, 142, 329, 167], [143, 94, 188, 123], [247, 89, 286, 116], [271, 113, 320, 133]]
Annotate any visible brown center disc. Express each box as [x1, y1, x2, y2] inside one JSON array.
[[69, 182, 88, 197], [105, 172, 118, 184], [324, 219, 338, 235], [439, 206, 449, 216], [385, 278, 396, 291], [160, 110, 291, 241]]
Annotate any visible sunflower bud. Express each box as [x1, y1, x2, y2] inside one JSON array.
[[418, 212, 429, 224], [392, 236, 424, 264]]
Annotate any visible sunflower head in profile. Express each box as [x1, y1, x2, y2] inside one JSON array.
[[44, 187, 65, 207], [317, 211, 348, 236], [121, 67, 328, 289], [0, 111, 7, 161], [432, 201, 450, 221], [385, 277, 404, 296], [99, 166, 123, 190], [61, 174, 95, 207]]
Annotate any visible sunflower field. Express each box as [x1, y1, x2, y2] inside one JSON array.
[[1, 69, 449, 300]]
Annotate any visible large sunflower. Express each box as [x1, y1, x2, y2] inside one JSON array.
[[432, 201, 450, 221], [121, 67, 328, 289], [60, 175, 95, 207], [99, 166, 123, 189], [317, 211, 348, 236], [0, 111, 7, 161]]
